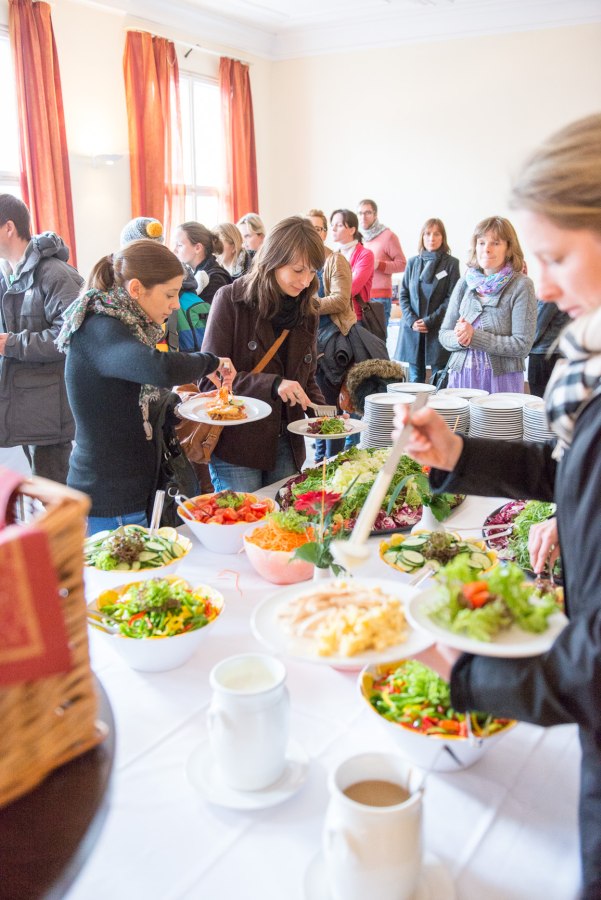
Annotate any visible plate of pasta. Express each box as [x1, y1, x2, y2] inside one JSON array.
[[250, 577, 433, 669], [177, 388, 272, 426]]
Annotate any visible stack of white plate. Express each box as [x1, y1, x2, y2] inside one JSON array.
[[523, 398, 555, 443], [468, 395, 524, 440], [359, 392, 416, 448], [387, 382, 436, 396], [438, 387, 489, 401], [428, 395, 470, 435]]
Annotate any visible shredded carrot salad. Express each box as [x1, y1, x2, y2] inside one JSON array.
[[246, 522, 314, 552]]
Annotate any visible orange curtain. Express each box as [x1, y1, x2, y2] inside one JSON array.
[[9, 0, 77, 267], [123, 31, 184, 243], [219, 58, 259, 222]]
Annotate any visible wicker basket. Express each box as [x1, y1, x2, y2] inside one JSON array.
[[0, 476, 105, 808]]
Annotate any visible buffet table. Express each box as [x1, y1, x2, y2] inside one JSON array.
[[66, 494, 581, 900]]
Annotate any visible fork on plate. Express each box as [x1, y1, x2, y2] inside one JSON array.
[[306, 401, 338, 417]]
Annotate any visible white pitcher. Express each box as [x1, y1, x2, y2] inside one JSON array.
[[207, 653, 289, 791], [323, 752, 423, 900]]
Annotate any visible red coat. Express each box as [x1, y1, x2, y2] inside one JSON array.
[[200, 278, 325, 471]]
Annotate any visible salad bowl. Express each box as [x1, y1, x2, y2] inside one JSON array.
[[87, 575, 225, 672], [243, 523, 314, 584], [84, 525, 192, 589], [178, 492, 276, 554], [358, 659, 515, 771]]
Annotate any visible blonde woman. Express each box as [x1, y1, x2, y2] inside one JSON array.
[[215, 222, 252, 278], [237, 212, 265, 255]]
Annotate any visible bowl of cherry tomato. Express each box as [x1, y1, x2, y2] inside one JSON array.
[[177, 491, 277, 554]]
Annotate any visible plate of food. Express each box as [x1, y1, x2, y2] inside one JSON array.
[[250, 577, 433, 668], [405, 559, 567, 658], [287, 416, 366, 440], [277, 447, 464, 535], [177, 386, 272, 426], [380, 530, 496, 576], [483, 500, 562, 581]]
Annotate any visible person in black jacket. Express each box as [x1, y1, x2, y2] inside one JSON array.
[[57, 240, 234, 534], [527, 300, 570, 397], [392, 113, 601, 899], [174, 222, 232, 305], [394, 218, 460, 383]]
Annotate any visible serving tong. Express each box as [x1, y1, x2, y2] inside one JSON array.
[[306, 401, 338, 417]]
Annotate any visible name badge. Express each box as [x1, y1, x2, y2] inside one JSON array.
[[436, 270, 447, 280]]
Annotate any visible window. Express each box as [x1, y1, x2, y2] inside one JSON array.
[[0, 32, 21, 197], [179, 73, 224, 225]]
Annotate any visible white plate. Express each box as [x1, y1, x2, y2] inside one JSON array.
[[251, 578, 434, 669], [187, 738, 309, 810], [387, 382, 436, 394], [438, 387, 489, 399], [287, 418, 367, 440], [177, 395, 272, 426], [406, 585, 568, 658], [304, 850, 455, 900], [366, 392, 415, 407]]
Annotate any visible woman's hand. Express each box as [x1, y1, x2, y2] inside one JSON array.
[[412, 319, 429, 333], [392, 405, 463, 471], [278, 379, 310, 410], [206, 358, 236, 390], [528, 518, 560, 575], [454, 316, 474, 346]]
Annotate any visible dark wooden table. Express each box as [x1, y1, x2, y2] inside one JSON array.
[[0, 679, 115, 900]]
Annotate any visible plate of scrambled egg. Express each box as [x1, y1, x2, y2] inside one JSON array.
[[250, 578, 433, 668]]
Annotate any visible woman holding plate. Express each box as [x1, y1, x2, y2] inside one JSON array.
[[201, 216, 326, 492], [393, 114, 601, 899]]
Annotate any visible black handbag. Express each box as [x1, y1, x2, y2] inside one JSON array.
[[356, 297, 387, 343], [431, 360, 451, 392], [147, 391, 200, 527]]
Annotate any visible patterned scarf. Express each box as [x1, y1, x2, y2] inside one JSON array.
[[465, 264, 514, 295], [361, 220, 388, 242], [545, 306, 601, 455], [56, 286, 164, 440]]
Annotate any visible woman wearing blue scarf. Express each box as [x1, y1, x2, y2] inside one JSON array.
[[439, 216, 536, 392]]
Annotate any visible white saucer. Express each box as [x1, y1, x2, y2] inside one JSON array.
[[187, 738, 309, 810], [304, 850, 455, 900]]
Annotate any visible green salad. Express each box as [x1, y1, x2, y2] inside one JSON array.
[[427, 558, 561, 642], [84, 525, 187, 571]]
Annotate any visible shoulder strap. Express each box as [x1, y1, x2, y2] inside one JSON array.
[[251, 329, 290, 374]]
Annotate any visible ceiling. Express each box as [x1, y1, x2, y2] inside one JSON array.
[[104, 0, 601, 58]]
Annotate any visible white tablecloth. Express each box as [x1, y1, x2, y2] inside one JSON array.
[[67, 494, 581, 900]]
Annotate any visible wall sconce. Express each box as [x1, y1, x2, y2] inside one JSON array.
[[91, 154, 124, 168]]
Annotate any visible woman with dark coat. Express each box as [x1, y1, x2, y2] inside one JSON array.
[[394, 218, 460, 383], [174, 222, 232, 305], [201, 217, 326, 492]]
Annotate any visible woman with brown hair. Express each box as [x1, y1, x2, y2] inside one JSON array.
[[439, 216, 537, 392], [174, 221, 232, 304], [57, 240, 233, 534], [394, 217, 460, 383], [201, 216, 326, 491]]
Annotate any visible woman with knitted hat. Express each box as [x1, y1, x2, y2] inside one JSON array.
[[120, 217, 164, 246]]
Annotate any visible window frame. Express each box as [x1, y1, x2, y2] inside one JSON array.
[[0, 28, 21, 196], [178, 70, 223, 222]]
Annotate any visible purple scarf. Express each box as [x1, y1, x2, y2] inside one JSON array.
[[465, 264, 514, 295]]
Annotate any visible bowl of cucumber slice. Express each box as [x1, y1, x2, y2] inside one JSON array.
[[83, 525, 192, 589], [379, 530, 496, 576]]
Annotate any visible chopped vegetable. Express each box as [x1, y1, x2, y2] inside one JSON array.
[[245, 519, 315, 552], [84, 525, 188, 571], [184, 492, 272, 525], [381, 531, 494, 575], [306, 417, 347, 435]]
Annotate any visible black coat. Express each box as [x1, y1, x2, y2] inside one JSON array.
[[430, 393, 601, 898], [394, 252, 460, 367], [195, 255, 232, 305]]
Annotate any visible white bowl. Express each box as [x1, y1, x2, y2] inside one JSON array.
[[84, 527, 192, 590], [178, 493, 276, 554], [358, 660, 515, 771], [88, 577, 225, 672], [243, 530, 314, 584]]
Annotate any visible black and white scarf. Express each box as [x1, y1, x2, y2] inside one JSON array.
[[545, 307, 601, 455]]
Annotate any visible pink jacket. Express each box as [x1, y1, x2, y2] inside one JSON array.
[[363, 228, 406, 298], [349, 243, 374, 320]]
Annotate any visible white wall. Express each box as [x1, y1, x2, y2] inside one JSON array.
[[1, 0, 600, 290]]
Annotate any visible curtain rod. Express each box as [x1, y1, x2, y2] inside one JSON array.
[[124, 27, 252, 66]]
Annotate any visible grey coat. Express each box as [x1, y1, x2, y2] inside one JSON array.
[[395, 252, 460, 366], [439, 273, 536, 376], [0, 233, 83, 446]]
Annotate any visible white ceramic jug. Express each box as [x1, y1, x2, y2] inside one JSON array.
[[323, 752, 423, 900], [207, 653, 289, 791]]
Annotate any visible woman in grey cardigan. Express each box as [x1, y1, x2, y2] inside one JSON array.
[[394, 217, 460, 382], [439, 216, 536, 392]]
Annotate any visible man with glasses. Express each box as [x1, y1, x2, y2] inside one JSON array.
[[357, 199, 406, 330]]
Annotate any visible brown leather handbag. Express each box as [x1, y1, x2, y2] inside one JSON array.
[[175, 330, 290, 465]]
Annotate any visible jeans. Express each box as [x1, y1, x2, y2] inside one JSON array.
[[371, 297, 392, 330], [344, 413, 362, 450], [408, 364, 443, 384], [22, 441, 72, 484], [87, 509, 148, 536], [210, 435, 297, 492]]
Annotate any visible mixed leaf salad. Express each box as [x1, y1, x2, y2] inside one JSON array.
[[367, 659, 512, 738], [84, 525, 189, 571], [380, 531, 494, 575], [278, 447, 462, 532], [484, 500, 562, 579], [94, 577, 220, 639], [305, 416, 348, 435], [427, 557, 562, 642]]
